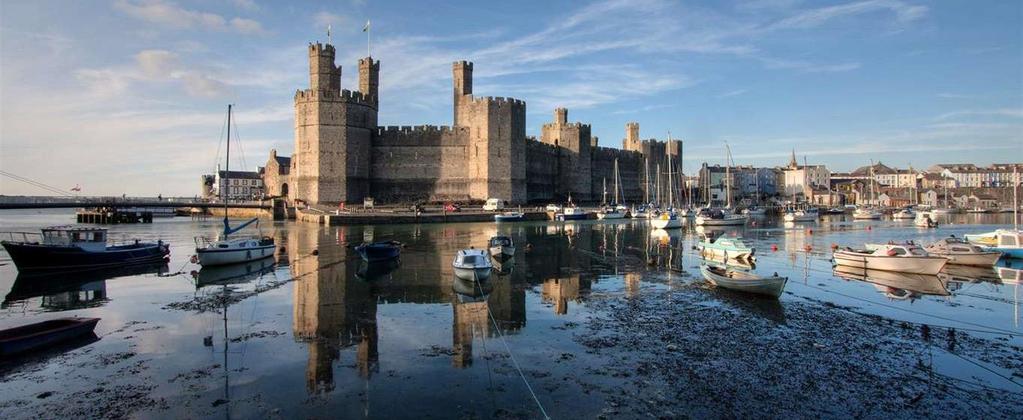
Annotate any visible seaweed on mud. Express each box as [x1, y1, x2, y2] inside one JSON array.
[[571, 286, 1023, 418]]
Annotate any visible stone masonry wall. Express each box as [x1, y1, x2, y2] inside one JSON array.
[[370, 125, 472, 202]]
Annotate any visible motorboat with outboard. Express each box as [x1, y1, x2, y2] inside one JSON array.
[[452, 248, 493, 281], [914, 211, 938, 228], [488, 235, 515, 259], [698, 235, 755, 262], [924, 237, 1001, 266], [833, 243, 947, 275]]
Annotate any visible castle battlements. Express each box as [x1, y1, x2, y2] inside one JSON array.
[[294, 88, 376, 106], [541, 122, 591, 130], [467, 96, 526, 108], [376, 125, 467, 136]]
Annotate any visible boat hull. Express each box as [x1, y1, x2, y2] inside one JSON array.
[[355, 242, 401, 262], [783, 214, 817, 222], [933, 251, 1002, 267], [0, 317, 100, 357], [833, 251, 946, 275], [494, 214, 524, 222], [596, 212, 625, 220], [700, 265, 786, 298], [196, 244, 276, 266], [489, 246, 515, 259], [695, 216, 746, 226], [1, 241, 169, 273], [453, 266, 492, 281], [650, 217, 683, 229], [556, 213, 589, 221]]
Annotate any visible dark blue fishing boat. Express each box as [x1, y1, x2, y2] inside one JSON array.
[[354, 241, 402, 262], [1, 227, 169, 273], [0, 317, 100, 357]]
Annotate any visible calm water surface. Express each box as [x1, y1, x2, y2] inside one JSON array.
[[0, 209, 1020, 417]]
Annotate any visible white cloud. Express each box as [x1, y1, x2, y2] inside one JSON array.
[[934, 109, 1023, 121], [114, 0, 265, 34], [765, 0, 928, 31], [717, 89, 748, 98]]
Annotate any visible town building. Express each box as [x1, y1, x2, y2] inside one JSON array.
[[215, 169, 264, 201], [781, 150, 830, 198]]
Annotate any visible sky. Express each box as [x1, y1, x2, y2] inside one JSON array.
[[0, 0, 1020, 196]]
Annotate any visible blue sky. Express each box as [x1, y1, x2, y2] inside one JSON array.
[[1, 0, 1020, 196]]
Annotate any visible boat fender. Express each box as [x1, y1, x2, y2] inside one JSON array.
[[886, 249, 897, 256], [190, 255, 198, 264]]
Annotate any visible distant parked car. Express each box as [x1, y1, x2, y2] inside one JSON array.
[[483, 198, 505, 211]]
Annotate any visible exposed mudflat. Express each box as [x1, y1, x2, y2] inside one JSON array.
[[572, 282, 1023, 418]]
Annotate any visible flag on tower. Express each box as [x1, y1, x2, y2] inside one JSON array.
[[363, 20, 370, 32]]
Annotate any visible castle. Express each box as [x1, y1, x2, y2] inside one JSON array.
[[267, 41, 679, 206]]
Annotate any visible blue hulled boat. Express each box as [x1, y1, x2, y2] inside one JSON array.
[[1, 226, 169, 273], [355, 241, 403, 262]]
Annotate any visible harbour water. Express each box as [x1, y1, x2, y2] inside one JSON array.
[[1, 209, 1021, 418]]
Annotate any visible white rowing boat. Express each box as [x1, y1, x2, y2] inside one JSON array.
[[699, 264, 787, 298]]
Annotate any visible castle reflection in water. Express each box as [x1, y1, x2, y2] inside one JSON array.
[[284, 221, 650, 395]]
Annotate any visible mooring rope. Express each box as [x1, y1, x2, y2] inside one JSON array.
[[473, 272, 551, 420]]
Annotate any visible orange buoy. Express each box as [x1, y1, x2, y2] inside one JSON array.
[[830, 243, 839, 250], [866, 226, 872, 231], [771, 244, 778, 252], [807, 228, 813, 235], [804, 245, 812, 252]]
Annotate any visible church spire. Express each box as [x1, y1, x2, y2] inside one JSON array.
[[789, 149, 798, 168]]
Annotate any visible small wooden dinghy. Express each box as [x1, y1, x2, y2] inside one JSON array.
[[700, 264, 787, 298], [0, 317, 100, 356]]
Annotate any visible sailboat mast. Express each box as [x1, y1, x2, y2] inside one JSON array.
[[1014, 165, 1019, 230], [223, 104, 232, 237], [725, 143, 733, 209], [614, 158, 620, 205], [644, 158, 649, 204]]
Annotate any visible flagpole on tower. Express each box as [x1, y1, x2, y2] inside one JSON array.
[[363, 20, 371, 57], [327, 24, 331, 45]]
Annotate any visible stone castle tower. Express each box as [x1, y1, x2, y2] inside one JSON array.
[[540, 107, 593, 201], [292, 43, 378, 205]]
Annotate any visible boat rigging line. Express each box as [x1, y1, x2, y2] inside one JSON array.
[[0, 170, 81, 197]]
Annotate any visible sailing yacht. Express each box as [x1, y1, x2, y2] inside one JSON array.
[[853, 161, 883, 220], [650, 133, 682, 229], [597, 159, 626, 220], [695, 144, 747, 226], [195, 105, 276, 266]]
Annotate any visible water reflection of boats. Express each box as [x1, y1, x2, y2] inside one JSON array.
[[492, 256, 514, 276], [193, 256, 275, 288], [995, 265, 1021, 285], [3, 262, 168, 310], [356, 258, 400, 281], [452, 276, 493, 302], [833, 265, 950, 298], [939, 264, 1000, 284]]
